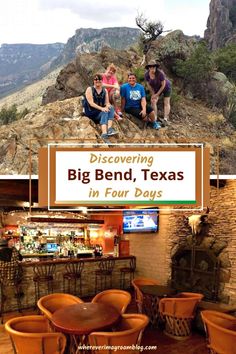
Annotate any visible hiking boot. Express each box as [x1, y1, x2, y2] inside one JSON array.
[[114, 112, 123, 121], [116, 109, 123, 117], [160, 118, 169, 127], [152, 121, 162, 130], [107, 127, 119, 136], [100, 133, 111, 143]]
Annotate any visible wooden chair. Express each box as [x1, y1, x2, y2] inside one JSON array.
[[201, 310, 236, 354], [33, 263, 56, 305], [177, 292, 204, 299], [132, 277, 159, 313], [5, 315, 66, 354], [92, 289, 131, 314], [0, 262, 23, 323], [120, 258, 136, 289], [159, 292, 203, 340], [95, 258, 115, 292], [37, 293, 84, 322], [62, 261, 84, 296], [88, 313, 149, 354]]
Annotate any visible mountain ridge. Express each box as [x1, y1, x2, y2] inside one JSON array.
[[0, 27, 140, 98], [0, 43, 64, 98]]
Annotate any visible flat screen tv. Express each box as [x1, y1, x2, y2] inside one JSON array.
[[46, 243, 58, 253], [123, 209, 159, 234]]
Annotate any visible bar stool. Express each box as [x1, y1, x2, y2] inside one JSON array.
[[120, 258, 136, 289], [33, 263, 56, 306], [0, 263, 23, 323], [95, 258, 115, 293], [63, 260, 84, 296]]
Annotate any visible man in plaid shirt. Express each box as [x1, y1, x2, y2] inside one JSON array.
[[0, 239, 22, 286]]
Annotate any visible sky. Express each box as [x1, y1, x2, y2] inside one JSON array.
[[0, 0, 211, 45]]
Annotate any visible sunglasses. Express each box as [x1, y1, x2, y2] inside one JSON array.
[[94, 78, 102, 81]]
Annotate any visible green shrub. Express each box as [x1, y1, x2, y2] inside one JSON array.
[[214, 44, 236, 82], [170, 85, 181, 106], [226, 82, 236, 128], [133, 67, 145, 83], [0, 105, 29, 125], [175, 42, 214, 85]]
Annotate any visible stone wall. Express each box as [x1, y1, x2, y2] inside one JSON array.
[[129, 207, 173, 285], [129, 180, 236, 304], [2, 257, 133, 312]]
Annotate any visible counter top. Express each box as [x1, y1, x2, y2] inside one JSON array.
[[20, 255, 135, 267], [22, 251, 94, 258], [22, 253, 54, 257]]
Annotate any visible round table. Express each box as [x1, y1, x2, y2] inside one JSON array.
[[51, 302, 120, 353], [139, 285, 176, 326]]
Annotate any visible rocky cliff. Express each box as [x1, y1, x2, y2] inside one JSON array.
[[52, 27, 140, 66], [42, 46, 140, 105], [0, 43, 64, 98], [42, 31, 199, 106], [1, 31, 236, 175], [42, 30, 232, 111], [0, 94, 235, 175], [205, 0, 236, 49]]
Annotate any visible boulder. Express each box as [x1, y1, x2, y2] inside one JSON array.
[[206, 71, 235, 113], [213, 72, 234, 92], [146, 30, 198, 72], [42, 47, 140, 105]]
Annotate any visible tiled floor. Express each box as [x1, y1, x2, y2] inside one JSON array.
[[0, 296, 208, 354]]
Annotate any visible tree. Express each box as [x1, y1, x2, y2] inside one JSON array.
[[135, 13, 165, 55]]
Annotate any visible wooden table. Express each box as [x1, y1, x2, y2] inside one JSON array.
[[139, 285, 176, 326], [51, 302, 120, 353], [195, 300, 236, 332]]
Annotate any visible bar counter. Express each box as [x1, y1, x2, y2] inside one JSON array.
[[5, 255, 135, 312]]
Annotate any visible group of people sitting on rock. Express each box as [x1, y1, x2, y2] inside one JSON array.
[[83, 60, 172, 142]]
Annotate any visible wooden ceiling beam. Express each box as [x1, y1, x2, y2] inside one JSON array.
[[0, 180, 38, 205]]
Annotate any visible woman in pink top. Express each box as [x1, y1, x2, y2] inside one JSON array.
[[102, 63, 122, 120]]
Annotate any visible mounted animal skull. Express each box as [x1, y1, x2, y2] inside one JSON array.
[[185, 207, 209, 236]]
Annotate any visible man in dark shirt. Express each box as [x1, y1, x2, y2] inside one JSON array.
[[0, 239, 22, 281], [0, 239, 23, 317]]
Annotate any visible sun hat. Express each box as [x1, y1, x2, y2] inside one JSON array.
[[145, 60, 160, 69]]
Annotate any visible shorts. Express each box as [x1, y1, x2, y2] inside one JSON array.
[[163, 88, 171, 98], [125, 105, 153, 119]]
